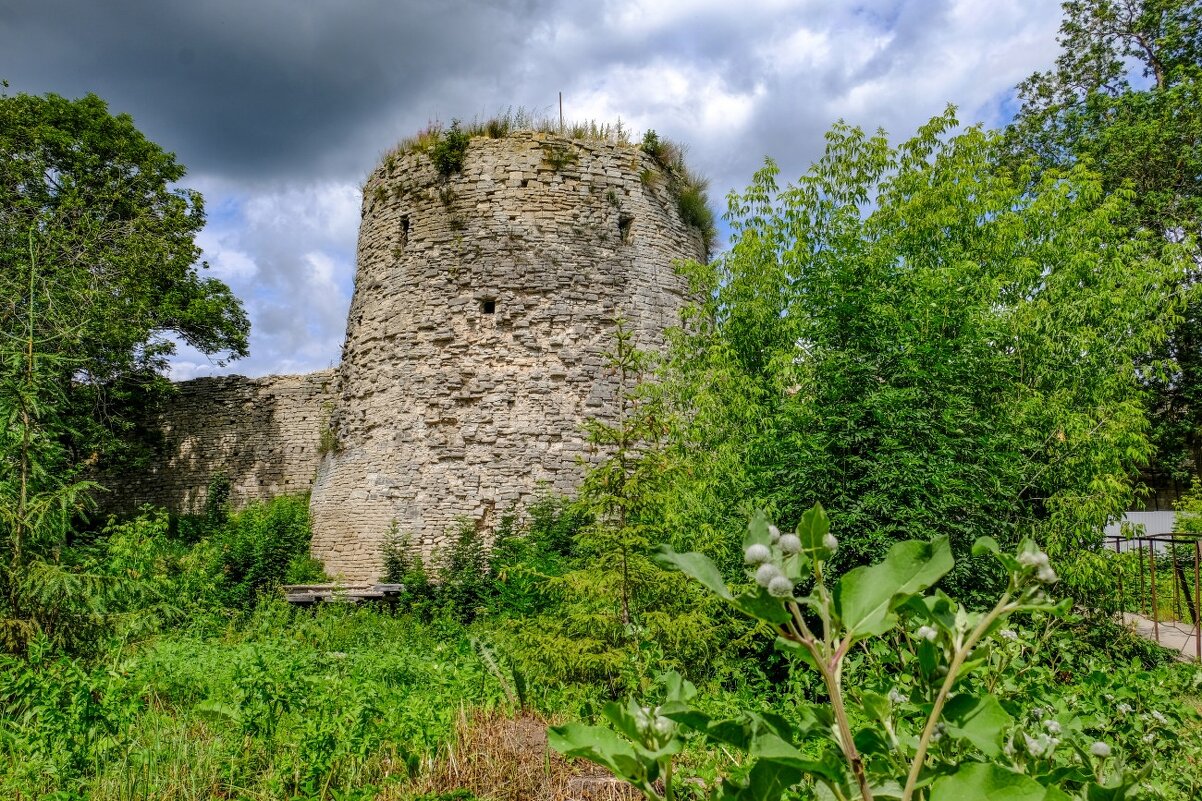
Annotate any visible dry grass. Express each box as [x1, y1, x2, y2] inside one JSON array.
[[386, 708, 642, 801], [389, 108, 635, 160]]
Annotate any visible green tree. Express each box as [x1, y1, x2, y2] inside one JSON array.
[[0, 89, 248, 650], [502, 322, 720, 693], [663, 110, 1186, 598], [0, 89, 249, 472], [1006, 0, 1202, 485]]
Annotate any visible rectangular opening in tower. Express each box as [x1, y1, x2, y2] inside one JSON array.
[[400, 215, 410, 246], [619, 213, 634, 244], [481, 298, 496, 314]]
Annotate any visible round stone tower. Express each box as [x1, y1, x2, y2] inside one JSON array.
[[309, 129, 707, 580]]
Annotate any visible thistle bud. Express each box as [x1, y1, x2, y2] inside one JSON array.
[[1036, 565, 1058, 584], [768, 524, 781, 544], [822, 533, 838, 554], [744, 543, 771, 565], [778, 534, 801, 555], [755, 562, 782, 587], [767, 575, 795, 598]]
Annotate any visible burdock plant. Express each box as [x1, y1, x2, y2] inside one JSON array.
[[552, 503, 1146, 801]]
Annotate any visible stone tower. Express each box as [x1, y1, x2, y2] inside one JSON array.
[[308, 130, 707, 580]]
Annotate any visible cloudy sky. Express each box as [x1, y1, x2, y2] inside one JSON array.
[[1, 0, 1065, 379]]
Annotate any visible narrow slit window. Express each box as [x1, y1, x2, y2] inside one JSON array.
[[481, 298, 496, 315], [399, 215, 410, 246], [619, 213, 634, 244]]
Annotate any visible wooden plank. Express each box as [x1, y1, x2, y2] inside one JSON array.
[[282, 582, 405, 606]]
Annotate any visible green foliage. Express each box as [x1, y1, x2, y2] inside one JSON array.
[[434, 520, 493, 621], [553, 505, 1174, 801], [487, 495, 587, 617], [640, 128, 716, 255], [662, 110, 1185, 600], [391, 108, 633, 158], [0, 89, 248, 476], [203, 471, 231, 525], [0, 633, 142, 789], [208, 495, 325, 609], [431, 119, 470, 177], [382, 520, 490, 623], [540, 141, 579, 171], [0, 600, 511, 799], [0, 242, 102, 652], [498, 323, 726, 696], [550, 671, 697, 801], [1005, 0, 1202, 486], [0, 89, 250, 652]]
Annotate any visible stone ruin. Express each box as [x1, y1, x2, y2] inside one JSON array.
[[108, 129, 708, 580]]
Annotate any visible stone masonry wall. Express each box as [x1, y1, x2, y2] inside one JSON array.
[[103, 370, 337, 515], [308, 131, 706, 581]]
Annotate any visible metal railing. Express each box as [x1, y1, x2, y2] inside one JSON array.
[[1103, 533, 1202, 661]]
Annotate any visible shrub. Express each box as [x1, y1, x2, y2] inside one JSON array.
[[211, 495, 325, 609], [549, 505, 1178, 801], [381, 526, 435, 618], [435, 520, 493, 621], [487, 495, 587, 617], [432, 120, 470, 177]]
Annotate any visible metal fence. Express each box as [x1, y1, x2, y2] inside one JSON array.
[[1104, 533, 1202, 661]]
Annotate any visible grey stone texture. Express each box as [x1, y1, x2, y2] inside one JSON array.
[[101, 371, 337, 515], [308, 131, 706, 580]]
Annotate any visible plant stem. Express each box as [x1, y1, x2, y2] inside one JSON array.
[[14, 228, 37, 572], [900, 595, 1013, 801], [814, 646, 872, 801]]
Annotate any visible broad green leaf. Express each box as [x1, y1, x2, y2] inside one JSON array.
[[194, 699, 241, 725], [548, 722, 644, 783], [971, 536, 1000, 556], [732, 586, 793, 624], [782, 549, 811, 582], [797, 502, 832, 557], [657, 708, 753, 750], [775, 635, 819, 668], [859, 690, 892, 722], [943, 693, 1013, 756], [718, 759, 804, 801], [658, 544, 791, 624], [930, 763, 1059, 801], [746, 510, 773, 549], [602, 699, 644, 744], [653, 545, 733, 600], [661, 670, 697, 702], [834, 536, 954, 640], [749, 731, 839, 779], [853, 726, 891, 755]]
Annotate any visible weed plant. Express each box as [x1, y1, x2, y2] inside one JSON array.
[[0, 601, 514, 800], [379, 111, 716, 256]]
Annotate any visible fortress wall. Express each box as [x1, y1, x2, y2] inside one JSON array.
[[309, 131, 706, 581], [101, 370, 338, 515]]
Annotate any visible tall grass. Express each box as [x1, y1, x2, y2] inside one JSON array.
[[389, 107, 636, 157]]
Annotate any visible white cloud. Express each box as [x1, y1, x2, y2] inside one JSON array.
[[152, 0, 1067, 380], [169, 181, 359, 379]]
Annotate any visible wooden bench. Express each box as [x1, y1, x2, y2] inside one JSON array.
[[282, 583, 404, 606]]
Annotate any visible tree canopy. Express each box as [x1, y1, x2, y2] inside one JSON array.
[[1006, 0, 1202, 485], [659, 110, 1187, 598], [0, 89, 249, 467], [0, 89, 249, 647]]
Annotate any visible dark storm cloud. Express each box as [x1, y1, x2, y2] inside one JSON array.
[[0, 0, 552, 181], [1, 0, 1067, 378]]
